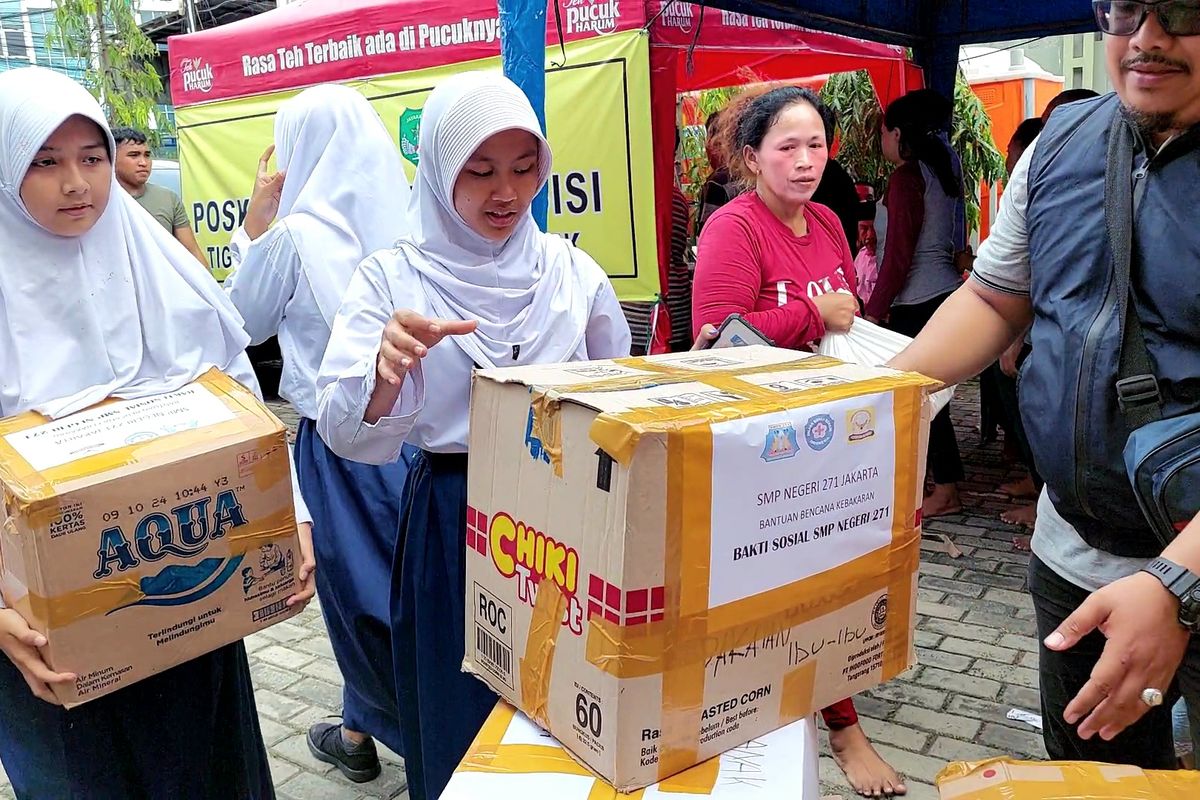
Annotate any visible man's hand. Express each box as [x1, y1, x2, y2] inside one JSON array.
[[286, 522, 316, 610], [244, 145, 285, 240], [0, 609, 75, 704], [1045, 571, 1190, 740]]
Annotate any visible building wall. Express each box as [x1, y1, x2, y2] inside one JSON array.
[[0, 0, 177, 77], [1061, 31, 1112, 93]]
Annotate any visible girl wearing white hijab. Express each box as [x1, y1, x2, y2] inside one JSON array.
[[225, 84, 415, 781], [316, 73, 631, 799], [0, 67, 314, 799]]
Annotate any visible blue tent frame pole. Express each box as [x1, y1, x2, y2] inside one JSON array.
[[914, 36, 961, 104], [499, 0, 549, 230]]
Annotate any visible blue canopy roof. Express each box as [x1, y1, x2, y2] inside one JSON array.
[[695, 0, 1097, 95]]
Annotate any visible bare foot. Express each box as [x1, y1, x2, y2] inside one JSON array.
[[830, 724, 907, 797], [922, 484, 961, 519], [999, 475, 1037, 499], [1001, 504, 1037, 527]]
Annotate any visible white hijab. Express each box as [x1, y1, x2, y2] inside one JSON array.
[[400, 72, 590, 368], [274, 84, 411, 325], [0, 67, 249, 418]]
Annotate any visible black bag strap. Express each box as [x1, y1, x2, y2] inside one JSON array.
[[1105, 113, 1163, 430]]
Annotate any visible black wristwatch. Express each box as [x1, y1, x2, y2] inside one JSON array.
[[1142, 557, 1200, 633]]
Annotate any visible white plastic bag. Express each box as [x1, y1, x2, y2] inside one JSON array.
[[817, 318, 954, 416]]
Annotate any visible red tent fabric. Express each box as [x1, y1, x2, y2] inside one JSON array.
[[168, 0, 919, 350]]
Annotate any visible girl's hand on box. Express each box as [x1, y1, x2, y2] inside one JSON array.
[[0, 608, 75, 704], [286, 522, 317, 610]]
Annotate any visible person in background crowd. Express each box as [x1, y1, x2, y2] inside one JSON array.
[[992, 116, 1046, 528], [316, 73, 633, 800], [868, 89, 966, 519], [111, 126, 206, 266], [224, 84, 416, 784], [1041, 87, 1102, 122], [696, 108, 738, 233], [621, 128, 693, 354], [812, 104, 864, 252], [0, 66, 314, 800], [692, 85, 906, 799], [855, 221, 880, 305], [890, 2, 1200, 768], [665, 177, 694, 352]]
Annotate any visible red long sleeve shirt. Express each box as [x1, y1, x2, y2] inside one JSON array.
[[692, 192, 858, 349]]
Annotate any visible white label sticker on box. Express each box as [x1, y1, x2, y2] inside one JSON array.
[[707, 392, 897, 608], [5, 384, 237, 471]]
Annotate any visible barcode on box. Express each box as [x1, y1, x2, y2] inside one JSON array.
[[253, 599, 288, 623], [476, 625, 514, 689]]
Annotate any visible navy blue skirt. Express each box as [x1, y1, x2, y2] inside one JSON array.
[[391, 451, 497, 800], [294, 418, 413, 755], [0, 642, 272, 799]]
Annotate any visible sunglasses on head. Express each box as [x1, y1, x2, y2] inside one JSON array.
[[1094, 1, 1200, 37]]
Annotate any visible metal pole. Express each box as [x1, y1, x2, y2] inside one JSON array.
[[184, 0, 197, 34], [498, 0, 548, 230]]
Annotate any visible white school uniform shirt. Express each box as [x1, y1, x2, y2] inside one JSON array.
[[316, 72, 630, 465], [225, 84, 411, 421]]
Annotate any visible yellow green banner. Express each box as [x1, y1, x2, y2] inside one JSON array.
[[177, 29, 659, 301]]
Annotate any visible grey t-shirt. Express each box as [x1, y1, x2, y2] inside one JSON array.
[[132, 183, 188, 235], [971, 135, 1144, 591]]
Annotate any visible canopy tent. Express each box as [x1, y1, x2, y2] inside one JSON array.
[[646, 0, 1097, 97], [167, 0, 915, 111]]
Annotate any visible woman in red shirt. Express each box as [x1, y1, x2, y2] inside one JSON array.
[[693, 88, 860, 348], [692, 86, 907, 799]]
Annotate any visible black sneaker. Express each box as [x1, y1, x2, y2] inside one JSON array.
[[306, 722, 382, 783]]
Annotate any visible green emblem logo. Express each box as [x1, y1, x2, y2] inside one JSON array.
[[399, 107, 422, 166]]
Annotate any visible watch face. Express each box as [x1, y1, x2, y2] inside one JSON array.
[[1182, 588, 1200, 632]]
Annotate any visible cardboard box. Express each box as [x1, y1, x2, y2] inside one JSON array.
[[0, 370, 301, 707], [444, 700, 820, 799], [464, 346, 935, 789], [937, 758, 1200, 799]]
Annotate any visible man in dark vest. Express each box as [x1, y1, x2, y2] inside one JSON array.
[[893, 2, 1200, 768]]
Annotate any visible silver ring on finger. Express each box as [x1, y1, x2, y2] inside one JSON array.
[[1140, 688, 1164, 707]]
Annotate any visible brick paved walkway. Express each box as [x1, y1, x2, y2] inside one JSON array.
[[0, 382, 1050, 800]]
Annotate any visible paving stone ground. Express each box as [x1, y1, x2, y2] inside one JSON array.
[[0, 381, 1049, 800]]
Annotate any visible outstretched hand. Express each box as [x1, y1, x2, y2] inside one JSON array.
[[377, 310, 479, 386]]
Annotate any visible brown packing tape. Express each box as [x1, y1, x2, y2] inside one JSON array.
[[456, 702, 718, 798], [592, 373, 937, 466], [936, 758, 1200, 799], [460, 744, 598, 779], [559, 356, 846, 399], [519, 578, 568, 731], [247, 437, 292, 493], [657, 419, 713, 780], [0, 370, 285, 505], [656, 756, 720, 795], [779, 661, 817, 725], [531, 391, 565, 479], [24, 507, 296, 628], [882, 386, 921, 680]]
